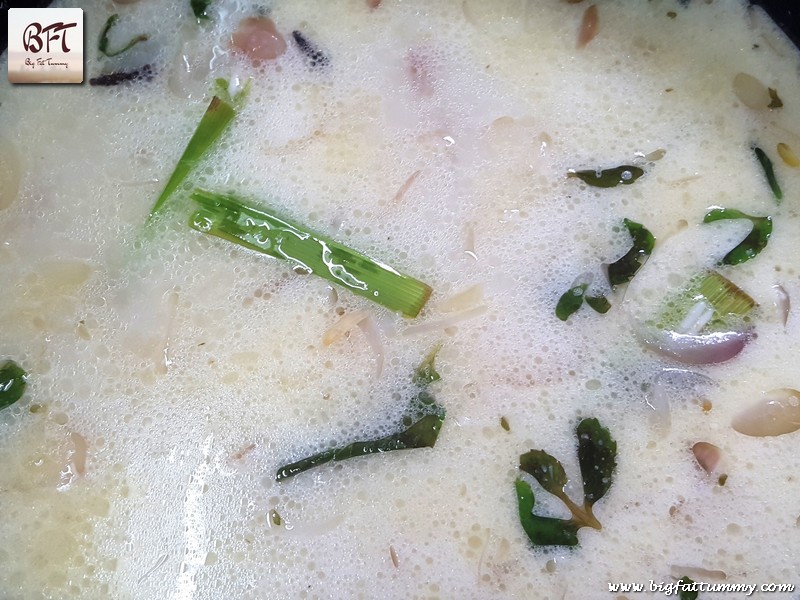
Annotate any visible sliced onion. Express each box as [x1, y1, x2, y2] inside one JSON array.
[[773, 284, 790, 326], [692, 441, 721, 474], [322, 309, 370, 346], [732, 388, 800, 437], [577, 4, 599, 48], [669, 565, 726, 581], [231, 17, 287, 64], [646, 369, 712, 435], [732, 72, 770, 108], [392, 170, 422, 204], [437, 284, 484, 313], [641, 328, 750, 365], [357, 315, 385, 378], [401, 305, 487, 336]]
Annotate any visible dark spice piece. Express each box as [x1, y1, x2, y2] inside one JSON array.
[[291, 31, 329, 69], [90, 64, 154, 86]]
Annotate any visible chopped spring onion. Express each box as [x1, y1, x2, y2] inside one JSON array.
[[698, 271, 755, 317], [703, 207, 772, 265], [276, 347, 445, 481], [147, 80, 248, 221], [606, 218, 655, 287], [753, 146, 783, 201], [98, 14, 149, 57], [0, 360, 27, 411], [516, 417, 617, 547], [567, 165, 644, 188], [190, 189, 432, 318]]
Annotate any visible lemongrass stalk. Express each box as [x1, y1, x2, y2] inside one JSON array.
[[146, 97, 235, 221], [189, 189, 433, 318]]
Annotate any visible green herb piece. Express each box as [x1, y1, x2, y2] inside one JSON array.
[[585, 294, 611, 313], [191, 0, 211, 20], [703, 207, 772, 265], [413, 343, 442, 386], [576, 417, 617, 505], [767, 88, 783, 109], [678, 576, 699, 600], [276, 347, 446, 481], [98, 14, 149, 57], [0, 360, 27, 411], [556, 283, 588, 321], [190, 189, 432, 317], [698, 271, 755, 316], [753, 146, 783, 201], [515, 479, 580, 546], [147, 81, 249, 221], [568, 165, 644, 188], [516, 417, 617, 547], [653, 271, 755, 336], [607, 219, 655, 286]]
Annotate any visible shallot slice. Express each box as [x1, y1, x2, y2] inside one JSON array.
[[231, 17, 287, 64], [577, 5, 599, 48], [692, 441, 721, 474], [323, 309, 370, 346], [732, 388, 800, 437], [732, 72, 770, 108], [357, 315, 385, 378], [641, 328, 750, 365], [773, 284, 790, 326], [645, 369, 712, 435]]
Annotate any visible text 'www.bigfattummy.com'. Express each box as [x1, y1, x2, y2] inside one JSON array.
[[607, 580, 796, 596]]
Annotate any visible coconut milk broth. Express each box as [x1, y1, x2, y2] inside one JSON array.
[[0, 0, 799, 598]]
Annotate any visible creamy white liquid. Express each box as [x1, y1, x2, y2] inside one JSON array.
[[1, 1, 799, 598]]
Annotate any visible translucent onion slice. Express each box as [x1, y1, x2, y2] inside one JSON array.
[[773, 284, 790, 326], [357, 315, 385, 378], [732, 388, 800, 437], [323, 310, 370, 346], [732, 72, 770, 108], [641, 328, 750, 365], [645, 369, 712, 435]]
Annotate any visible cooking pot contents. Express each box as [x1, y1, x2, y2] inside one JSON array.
[[1, 0, 799, 597]]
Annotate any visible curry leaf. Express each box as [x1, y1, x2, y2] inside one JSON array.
[[606, 219, 655, 286], [519, 449, 569, 498], [585, 294, 611, 313], [0, 360, 27, 411], [678, 576, 699, 600], [191, 0, 211, 20], [568, 165, 644, 188], [276, 347, 445, 481], [556, 283, 588, 321], [515, 479, 580, 546], [753, 146, 783, 201], [576, 418, 617, 506], [516, 417, 617, 547], [98, 14, 149, 57], [703, 207, 772, 265]]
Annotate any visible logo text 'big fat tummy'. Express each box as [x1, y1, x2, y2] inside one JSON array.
[[8, 8, 84, 84]]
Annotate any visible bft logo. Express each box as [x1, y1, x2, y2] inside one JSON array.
[[22, 21, 78, 54], [8, 8, 84, 84]]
